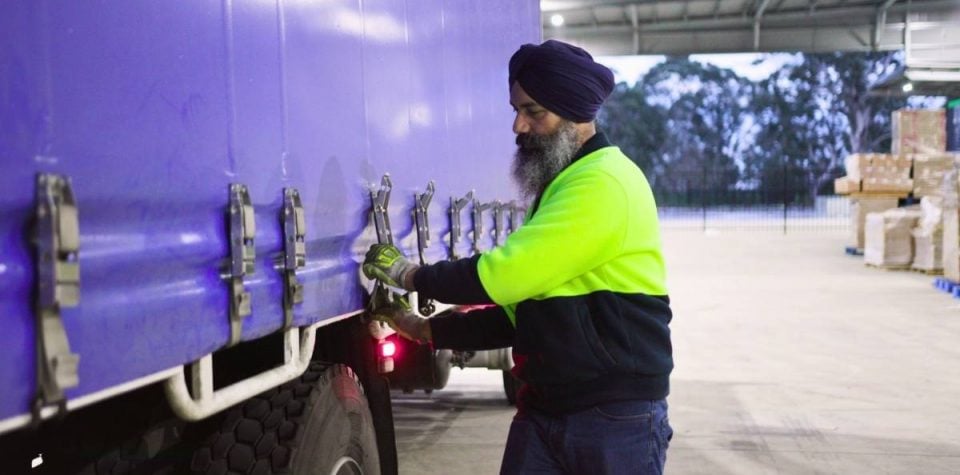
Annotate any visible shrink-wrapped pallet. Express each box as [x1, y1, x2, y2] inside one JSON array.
[[914, 234, 943, 272], [911, 197, 944, 272], [942, 170, 960, 281], [849, 196, 900, 250], [911, 153, 959, 198], [864, 207, 922, 268], [892, 109, 947, 155], [943, 209, 960, 281]]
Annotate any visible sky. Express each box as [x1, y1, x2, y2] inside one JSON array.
[[595, 53, 803, 85]]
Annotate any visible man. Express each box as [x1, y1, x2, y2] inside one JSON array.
[[363, 40, 673, 474]]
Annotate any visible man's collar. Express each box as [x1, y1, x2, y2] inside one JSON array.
[[571, 131, 611, 164], [528, 131, 613, 215]]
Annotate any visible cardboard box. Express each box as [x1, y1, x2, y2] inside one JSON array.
[[839, 154, 913, 195], [864, 208, 923, 267], [845, 154, 866, 180], [849, 196, 900, 250], [845, 154, 911, 181], [892, 109, 947, 155], [834, 176, 858, 194], [862, 176, 913, 193], [911, 153, 959, 197]]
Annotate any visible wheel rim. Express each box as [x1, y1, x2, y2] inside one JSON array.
[[329, 456, 363, 475]]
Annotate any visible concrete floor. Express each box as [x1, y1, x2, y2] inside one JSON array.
[[392, 229, 960, 474]]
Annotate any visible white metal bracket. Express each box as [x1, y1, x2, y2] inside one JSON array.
[[164, 323, 320, 421]]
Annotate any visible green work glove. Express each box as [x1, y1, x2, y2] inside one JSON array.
[[363, 244, 418, 290], [370, 295, 431, 343]]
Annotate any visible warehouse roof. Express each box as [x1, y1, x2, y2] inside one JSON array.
[[543, 1, 960, 95], [542, 0, 959, 56]]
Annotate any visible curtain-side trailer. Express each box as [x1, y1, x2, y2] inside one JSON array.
[[0, 1, 540, 473]]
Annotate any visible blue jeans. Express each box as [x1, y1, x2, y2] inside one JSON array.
[[500, 399, 672, 475]]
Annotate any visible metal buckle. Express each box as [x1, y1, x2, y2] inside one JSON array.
[[413, 181, 436, 316], [368, 174, 396, 316], [282, 188, 306, 329], [448, 191, 473, 260], [491, 200, 505, 246], [471, 198, 493, 255], [370, 174, 393, 246], [33, 173, 81, 423], [228, 184, 255, 346], [414, 181, 435, 263]]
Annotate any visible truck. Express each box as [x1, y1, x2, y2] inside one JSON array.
[[0, 1, 539, 473]]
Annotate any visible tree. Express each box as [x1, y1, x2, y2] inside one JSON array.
[[746, 51, 915, 201], [602, 51, 928, 207], [598, 83, 665, 187], [636, 58, 747, 202]]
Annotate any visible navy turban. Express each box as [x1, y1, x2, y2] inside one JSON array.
[[508, 40, 615, 123]]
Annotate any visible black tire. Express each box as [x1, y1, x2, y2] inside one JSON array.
[[502, 370, 521, 406], [190, 363, 379, 475], [0, 384, 187, 475], [75, 416, 184, 475]]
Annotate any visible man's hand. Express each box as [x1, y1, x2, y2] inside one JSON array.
[[363, 244, 418, 290], [370, 295, 432, 343]]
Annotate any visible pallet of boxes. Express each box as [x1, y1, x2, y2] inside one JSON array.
[[944, 102, 960, 287], [834, 153, 911, 257], [834, 109, 958, 274], [870, 152, 958, 274], [899, 110, 957, 277]]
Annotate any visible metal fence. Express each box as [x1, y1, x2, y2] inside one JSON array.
[[656, 192, 849, 232]]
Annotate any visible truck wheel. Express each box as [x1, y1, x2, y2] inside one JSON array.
[[190, 363, 379, 474], [6, 384, 187, 474], [502, 370, 521, 406]]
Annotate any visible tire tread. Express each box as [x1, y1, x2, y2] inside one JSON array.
[[190, 362, 365, 474]]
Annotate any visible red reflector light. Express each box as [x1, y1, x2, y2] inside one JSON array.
[[380, 340, 397, 358]]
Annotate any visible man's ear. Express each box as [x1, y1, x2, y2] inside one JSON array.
[[574, 121, 598, 145]]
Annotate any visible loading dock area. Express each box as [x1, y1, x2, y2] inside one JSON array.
[[393, 229, 960, 474]]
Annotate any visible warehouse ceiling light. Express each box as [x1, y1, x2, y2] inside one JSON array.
[[550, 14, 564, 27], [874, 65, 960, 97]]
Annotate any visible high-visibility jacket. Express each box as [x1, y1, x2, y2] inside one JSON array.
[[416, 132, 673, 413]]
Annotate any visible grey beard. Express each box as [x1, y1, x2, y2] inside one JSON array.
[[511, 122, 580, 201]]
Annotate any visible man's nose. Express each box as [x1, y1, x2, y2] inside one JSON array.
[[513, 113, 530, 135]]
